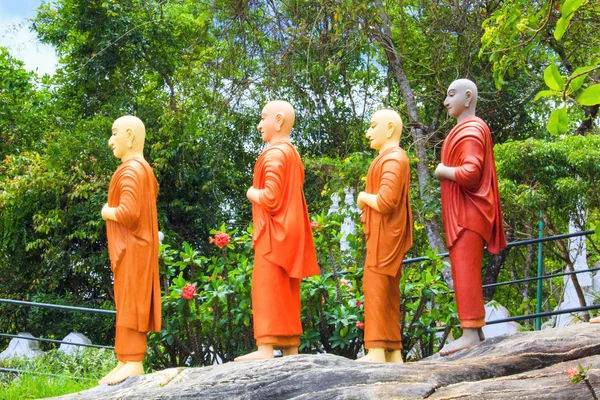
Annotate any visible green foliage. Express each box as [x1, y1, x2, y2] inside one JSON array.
[[0, 348, 115, 399]]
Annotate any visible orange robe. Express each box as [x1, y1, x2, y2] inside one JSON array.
[[251, 141, 319, 347], [106, 157, 161, 361], [361, 146, 413, 350], [440, 116, 507, 328]]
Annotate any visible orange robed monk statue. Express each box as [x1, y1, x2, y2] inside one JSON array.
[[356, 109, 413, 363], [435, 79, 507, 356], [235, 100, 320, 361], [99, 116, 161, 384]]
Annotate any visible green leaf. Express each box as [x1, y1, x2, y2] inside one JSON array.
[[543, 64, 564, 91], [561, 0, 582, 17], [576, 84, 600, 106], [567, 65, 596, 94], [534, 90, 556, 101], [546, 107, 569, 135], [554, 16, 571, 41]]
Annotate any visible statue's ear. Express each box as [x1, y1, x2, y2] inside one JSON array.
[[126, 128, 134, 148], [386, 121, 395, 138], [275, 112, 284, 132], [465, 90, 473, 107]]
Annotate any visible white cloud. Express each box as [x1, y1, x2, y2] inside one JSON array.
[[0, 15, 59, 76]]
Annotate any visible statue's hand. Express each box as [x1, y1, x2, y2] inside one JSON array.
[[434, 163, 445, 181], [246, 186, 260, 204], [356, 192, 367, 210], [101, 203, 111, 221]]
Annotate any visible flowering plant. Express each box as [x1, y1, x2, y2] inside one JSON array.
[[567, 364, 597, 400], [181, 283, 196, 300]]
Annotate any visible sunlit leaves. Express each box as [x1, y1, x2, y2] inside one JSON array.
[[543, 64, 564, 91], [576, 84, 600, 106], [546, 107, 569, 135]]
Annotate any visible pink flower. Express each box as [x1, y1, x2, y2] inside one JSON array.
[[356, 301, 362, 307], [210, 232, 231, 248], [181, 284, 196, 300], [310, 221, 320, 230], [567, 367, 579, 379], [356, 321, 364, 330], [321, 296, 326, 303]]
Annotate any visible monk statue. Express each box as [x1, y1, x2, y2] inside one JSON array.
[[99, 116, 161, 384], [356, 109, 413, 363], [235, 100, 320, 361], [435, 79, 507, 356]]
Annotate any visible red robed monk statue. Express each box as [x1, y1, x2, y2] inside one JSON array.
[[100, 116, 161, 384], [435, 79, 507, 356], [235, 100, 320, 361], [356, 109, 413, 363]]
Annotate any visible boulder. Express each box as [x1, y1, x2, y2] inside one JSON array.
[[58, 332, 92, 355], [51, 324, 600, 399], [0, 333, 44, 359]]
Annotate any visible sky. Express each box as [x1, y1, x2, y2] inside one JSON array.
[[0, 0, 58, 75]]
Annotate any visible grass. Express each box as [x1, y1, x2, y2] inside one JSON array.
[[0, 347, 116, 400]]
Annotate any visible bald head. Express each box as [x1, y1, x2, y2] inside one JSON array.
[[109, 115, 146, 161], [366, 109, 403, 152], [257, 100, 295, 143], [444, 79, 478, 122]]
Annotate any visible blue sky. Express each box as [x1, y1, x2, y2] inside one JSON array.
[[0, 0, 58, 75]]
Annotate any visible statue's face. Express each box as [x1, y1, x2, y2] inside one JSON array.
[[257, 106, 277, 143], [444, 82, 470, 119], [109, 122, 129, 159], [365, 112, 388, 150]]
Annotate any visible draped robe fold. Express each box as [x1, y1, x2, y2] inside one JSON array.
[[106, 157, 161, 360], [361, 146, 413, 350], [251, 142, 319, 347], [440, 116, 507, 328]]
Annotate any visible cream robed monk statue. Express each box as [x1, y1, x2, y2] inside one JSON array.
[[356, 109, 413, 363], [235, 100, 320, 361], [100, 116, 161, 384], [435, 79, 507, 356]]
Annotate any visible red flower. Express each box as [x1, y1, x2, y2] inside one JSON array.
[[347, 266, 354, 271], [356, 321, 364, 330], [181, 284, 196, 300], [211, 232, 231, 248], [207, 276, 212, 282], [356, 300, 362, 307], [217, 275, 223, 280], [310, 221, 320, 230], [321, 296, 326, 303], [207, 306, 213, 311], [567, 367, 579, 379]]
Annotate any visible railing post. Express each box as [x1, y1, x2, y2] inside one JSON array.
[[536, 211, 544, 330]]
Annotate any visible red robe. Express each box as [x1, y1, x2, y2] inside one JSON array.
[[107, 157, 161, 336], [440, 116, 506, 253], [440, 116, 507, 327], [251, 141, 319, 346], [361, 146, 413, 350]]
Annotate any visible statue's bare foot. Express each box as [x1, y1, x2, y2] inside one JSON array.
[[105, 361, 144, 385], [234, 345, 274, 362], [385, 350, 403, 363], [281, 346, 298, 357], [357, 347, 386, 362], [440, 328, 484, 357], [590, 316, 600, 324], [98, 361, 125, 385]]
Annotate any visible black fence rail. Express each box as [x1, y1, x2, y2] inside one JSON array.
[[0, 230, 598, 374]]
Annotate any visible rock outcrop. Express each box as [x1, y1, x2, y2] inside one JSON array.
[[52, 324, 600, 399]]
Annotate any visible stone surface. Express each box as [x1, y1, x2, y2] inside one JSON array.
[[58, 332, 92, 355], [0, 332, 44, 359], [51, 324, 600, 400]]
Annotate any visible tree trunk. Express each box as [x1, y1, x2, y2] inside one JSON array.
[[369, 0, 450, 284]]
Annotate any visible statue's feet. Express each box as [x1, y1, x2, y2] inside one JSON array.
[[590, 316, 600, 324], [385, 350, 403, 364], [105, 361, 144, 385], [357, 347, 386, 363], [440, 328, 484, 357], [234, 345, 274, 362], [98, 361, 125, 385], [281, 346, 298, 357]]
